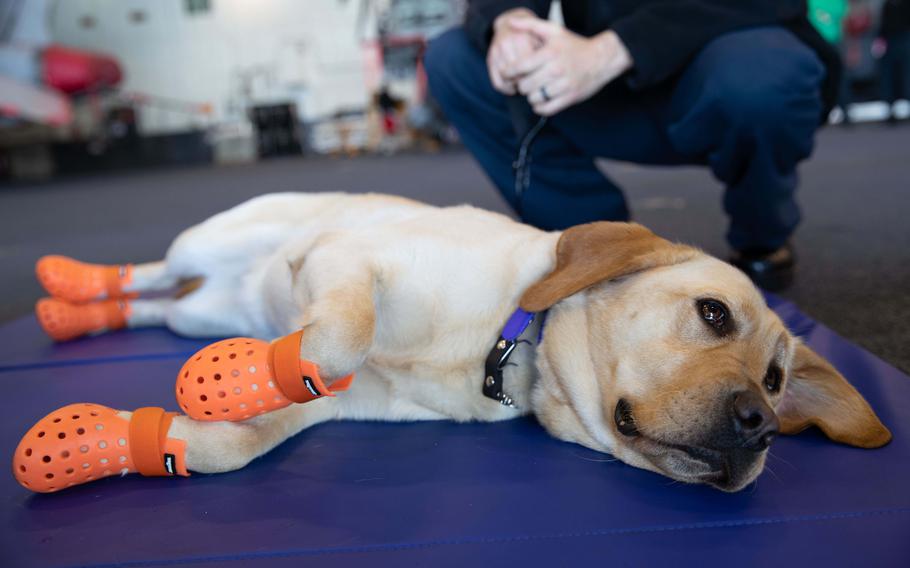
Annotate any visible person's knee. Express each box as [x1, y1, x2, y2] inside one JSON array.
[[717, 62, 824, 166], [700, 30, 824, 135], [425, 27, 474, 72], [721, 76, 819, 128]]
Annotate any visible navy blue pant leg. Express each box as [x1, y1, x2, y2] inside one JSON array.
[[664, 27, 825, 250], [880, 32, 910, 104]]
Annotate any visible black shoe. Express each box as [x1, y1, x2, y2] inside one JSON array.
[[729, 244, 795, 291]]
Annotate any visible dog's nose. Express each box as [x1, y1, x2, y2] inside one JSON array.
[[731, 390, 779, 451]]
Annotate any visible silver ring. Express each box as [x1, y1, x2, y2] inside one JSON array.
[[540, 86, 551, 103]]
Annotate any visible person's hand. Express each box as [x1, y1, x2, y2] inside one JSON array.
[[487, 8, 542, 95], [505, 18, 633, 116]]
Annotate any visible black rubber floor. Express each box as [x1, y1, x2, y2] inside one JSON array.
[[1, 124, 908, 372]]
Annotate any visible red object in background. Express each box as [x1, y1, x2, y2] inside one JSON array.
[[844, 6, 873, 38], [40, 44, 122, 94], [382, 113, 397, 134]]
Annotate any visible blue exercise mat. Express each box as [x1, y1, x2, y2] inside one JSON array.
[[1, 294, 908, 567], [0, 317, 210, 372]]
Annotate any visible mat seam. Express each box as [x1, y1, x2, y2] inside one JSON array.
[[58, 506, 910, 568], [0, 351, 197, 373]]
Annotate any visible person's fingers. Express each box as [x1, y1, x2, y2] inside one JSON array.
[[495, 8, 538, 33], [488, 52, 517, 95], [499, 33, 539, 71], [493, 58, 519, 94], [516, 62, 558, 96], [499, 37, 518, 67], [526, 77, 570, 106], [487, 50, 503, 79], [502, 45, 552, 80], [532, 92, 572, 116], [489, 42, 508, 69], [508, 17, 560, 39], [489, 66, 516, 95]]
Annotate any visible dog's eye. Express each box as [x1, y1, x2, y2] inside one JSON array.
[[764, 365, 783, 394], [697, 299, 729, 334]]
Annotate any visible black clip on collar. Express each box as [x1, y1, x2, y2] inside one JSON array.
[[482, 308, 538, 407], [483, 337, 518, 406]]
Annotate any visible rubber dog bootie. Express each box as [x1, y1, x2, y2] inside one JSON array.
[[175, 330, 354, 422], [13, 404, 188, 493], [36, 297, 130, 342], [36, 255, 133, 303]]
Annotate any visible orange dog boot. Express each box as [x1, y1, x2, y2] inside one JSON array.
[[176, 330, 354, 422], [13, 404, 188, 493], [36, 255, 133, 303], [36, 297, 131, 342]]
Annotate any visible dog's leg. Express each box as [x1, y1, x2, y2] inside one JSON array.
[[287, 245, 378, 382], [165, 401, 338, 473], [37, 288, 250, 341], [166, 372, 445, 474], [123, 261, 181, 294], [15, 365, 448, 492], [164, 289, 255, 338], [166, 247, 391, 473], [36, 257, 181, 302], [126, 299, 174, 329], [35, 259, 195, 341]]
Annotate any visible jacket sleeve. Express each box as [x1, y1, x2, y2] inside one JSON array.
[[463, 0, 553, 52], [611, 0, 808, 89]]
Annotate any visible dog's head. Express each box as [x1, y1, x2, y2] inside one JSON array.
[[525, 222, 891, 491]]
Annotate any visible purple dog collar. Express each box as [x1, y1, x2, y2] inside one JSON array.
[[482, 307, 546, 407], [502, 308, 536, 341]]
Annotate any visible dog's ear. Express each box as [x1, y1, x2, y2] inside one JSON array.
[[520, 222, 698, 311], [777, 342, 891, 448]]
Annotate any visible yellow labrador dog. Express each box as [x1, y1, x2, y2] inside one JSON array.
[[47, 193, 895, 491]]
